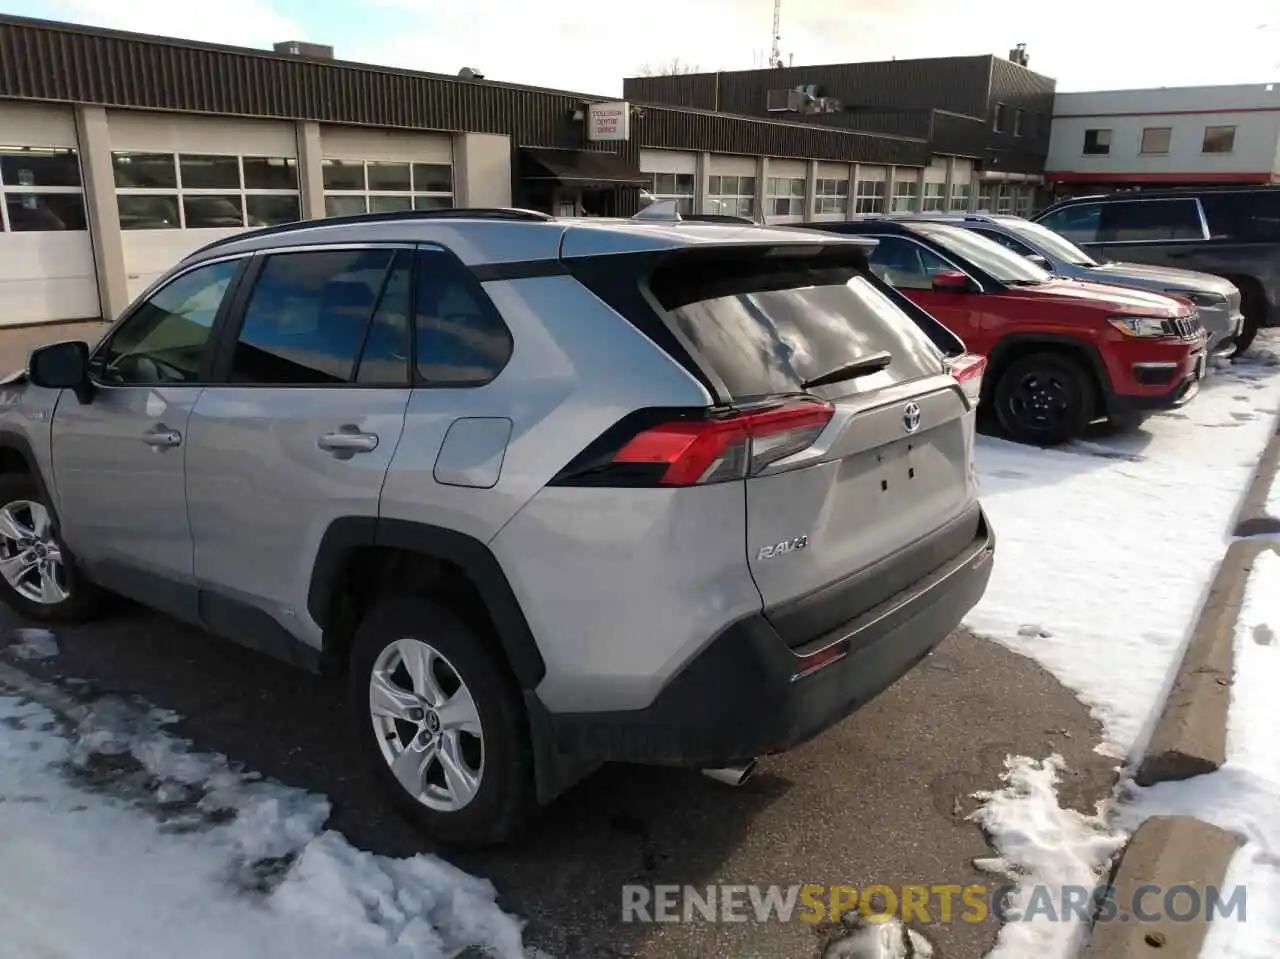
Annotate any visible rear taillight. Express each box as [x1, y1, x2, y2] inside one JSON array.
[[946, 353, 986, 406], [555, 400, 834, 488]]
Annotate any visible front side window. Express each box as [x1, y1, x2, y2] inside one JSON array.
[[1036, 203, 1103, 244], [228, 248, 405, 385], [912, 223, 1052, 284], [1098, 199, 1205, 242], [866, 236, 956, 290], [91, 260, 239, 385]]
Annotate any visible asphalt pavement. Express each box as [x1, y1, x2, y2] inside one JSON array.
[[0, 603, 1114, 958]]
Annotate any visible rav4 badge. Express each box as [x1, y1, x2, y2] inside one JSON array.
[[757, 536, 810, 561]]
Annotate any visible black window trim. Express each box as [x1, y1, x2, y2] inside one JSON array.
[[87, 252, 252, 389], [204, 241, 419, 389]]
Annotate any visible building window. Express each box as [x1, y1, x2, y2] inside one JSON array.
[[996, 184, 1015, 214], [854, 179, 886, 214], [993, 103, 1007, 133], [977, 185, 994, 212], [649, 172, 695, 214], [1202, 125, 1236, 154], [704, 174, 756, 219], [922, 182, 946, 212], [814, 177, 849, 215], [1140, 127, 1172, 155], [767, 176, 806, 217], [0, 146, 87, 232], [890, 178, 919, 213], [1082, 129, 1111, 155], [1013, 109, 1024, 137], [112, 152, 301, 230], [949, 182, 971, 212], [322, 159, 455, 217], [1015, 187, 1033, 217]]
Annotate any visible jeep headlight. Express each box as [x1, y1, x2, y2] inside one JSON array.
[[1108, 315, 1168, 338], [1164, 289, 1223, 309]]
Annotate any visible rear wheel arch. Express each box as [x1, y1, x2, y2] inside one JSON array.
[[0, 432, 59, 524], [1217, 273, 1268, 351], [308, 517, 547, 690]]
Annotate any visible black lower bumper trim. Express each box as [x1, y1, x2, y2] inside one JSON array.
[[1108, 372, 1201, 415], [545, 511, 996, 765]]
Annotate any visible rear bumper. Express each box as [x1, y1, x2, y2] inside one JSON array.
[[545, 510, 996, 765]]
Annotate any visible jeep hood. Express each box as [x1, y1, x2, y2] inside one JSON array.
[[1084, 261, 1238, 298]]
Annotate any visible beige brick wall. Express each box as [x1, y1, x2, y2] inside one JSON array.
[[0, 321, 109, 374]]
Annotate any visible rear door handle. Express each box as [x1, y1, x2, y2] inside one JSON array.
[[142, 427, 182, 448], [317, 429, 379, 455]]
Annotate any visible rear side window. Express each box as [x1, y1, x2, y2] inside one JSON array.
[[228, 248, 410, 385], [647, 248, 947, 399], [1199, 191, 1280, 241], [414, 249, 513, 387], [1098, 199, 1204, 242], [1037, 203, 1101, 243]]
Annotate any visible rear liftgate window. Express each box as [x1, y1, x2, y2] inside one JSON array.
[[646, 246, 949, 401]]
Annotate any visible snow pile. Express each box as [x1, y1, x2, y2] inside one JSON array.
[[1121, 549, 1280, 957], [7, 627, 58, 660], [0, 689, 530, 959], [967, 367, 1280, 758], [969, 755, 1125, 959]]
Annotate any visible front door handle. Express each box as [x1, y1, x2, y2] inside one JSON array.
[[317, 428, 379, 455], [142, 426, 182, 448]]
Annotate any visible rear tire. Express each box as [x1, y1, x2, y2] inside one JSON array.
[[348, 594, 536, 847], [0, 473, 104, 623], [1231, 289, 1263, 356], [993, 352, 1095, 446]]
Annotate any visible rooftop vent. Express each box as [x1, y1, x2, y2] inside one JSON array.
[[273, 40, 335, 60], [1008, 42, 1029, 67], [458, 66, 485, 80]]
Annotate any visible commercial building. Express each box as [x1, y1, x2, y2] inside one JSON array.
[[1046, 83, 1280, 194], [0, 14, 1054, 327]]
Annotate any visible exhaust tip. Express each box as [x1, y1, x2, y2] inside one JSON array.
[[701, 759, 758, 787]]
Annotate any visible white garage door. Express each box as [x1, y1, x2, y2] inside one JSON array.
[[0, 103, 99, 326]]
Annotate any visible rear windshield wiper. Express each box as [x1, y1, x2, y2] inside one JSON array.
[[801, 350, 892, 390]]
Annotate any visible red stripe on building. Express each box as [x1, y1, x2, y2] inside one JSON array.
[[1045, 171, 1279, 184], [1053, 106, 1280, 119]]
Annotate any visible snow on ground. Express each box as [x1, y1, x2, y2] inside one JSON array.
[[964, 346, 1280, 959], [8, 627, 58, 660], [0, 684, 531, 959], [1119, 549, 1280, 957], [967, 361, 1280, 758]]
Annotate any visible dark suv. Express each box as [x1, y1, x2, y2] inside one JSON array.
[[1034, 187, 1280, 353]]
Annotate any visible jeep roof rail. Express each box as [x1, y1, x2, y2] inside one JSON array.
[[186, 207, 556, 259]]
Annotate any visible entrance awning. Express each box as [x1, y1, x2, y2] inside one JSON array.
[[519, 148, 650, 188]]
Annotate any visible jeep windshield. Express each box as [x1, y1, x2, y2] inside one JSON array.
[[912, 222, 1053, 286]]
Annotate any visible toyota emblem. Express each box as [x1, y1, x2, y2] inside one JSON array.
[[902, 402, 922, 434]]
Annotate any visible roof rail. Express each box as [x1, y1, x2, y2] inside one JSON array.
[[186, 207, 556, 260]]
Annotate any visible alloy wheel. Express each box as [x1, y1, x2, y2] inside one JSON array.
[[1007, 372, 1071, 434], [369, 637, 485, 812], [0, 500, 69, 605]]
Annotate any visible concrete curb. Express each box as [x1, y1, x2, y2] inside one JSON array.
[[1233, 415, 1280, 537], [1135, 539, 1279, 786], [1082, 816, 1241, 959]]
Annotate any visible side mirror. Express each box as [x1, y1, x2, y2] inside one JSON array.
[[931, 270, 971, 293], [1025, 253, 1051, 269], [28, 341, 91, 393]]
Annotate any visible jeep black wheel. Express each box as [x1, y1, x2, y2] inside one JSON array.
[[348, 595, 535, 847], [0, 473, 103, 623], [994, 352, 1095, 446]]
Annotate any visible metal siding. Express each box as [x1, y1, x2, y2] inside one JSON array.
[[0, 15, 928, 173], [986, 57, 1056, 174]]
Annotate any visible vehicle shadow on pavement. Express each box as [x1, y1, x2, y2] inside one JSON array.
[[0, 602, 1116, 959]]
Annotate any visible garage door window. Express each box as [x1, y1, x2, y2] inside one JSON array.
[[0, 146, 87, 232], [703, 174, 756, 219], [322, 159, 455, 217], [112, 152, 301, 230]]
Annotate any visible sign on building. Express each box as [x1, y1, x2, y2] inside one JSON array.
[[588, 101, 630, 141]]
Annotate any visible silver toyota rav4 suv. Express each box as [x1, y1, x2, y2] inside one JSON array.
[[0, 208, 995, 845]]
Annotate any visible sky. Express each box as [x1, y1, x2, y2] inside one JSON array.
[[2, 0, 1277, 97]]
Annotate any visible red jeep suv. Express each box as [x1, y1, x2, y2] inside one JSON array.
[[802, 218, 1208, 445]]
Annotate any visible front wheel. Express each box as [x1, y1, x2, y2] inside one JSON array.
[[0, 473, 103, 623], [993, 352, 1095, 446], [348, 595, 536, 847]]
